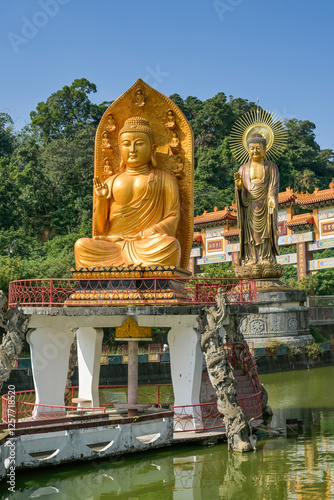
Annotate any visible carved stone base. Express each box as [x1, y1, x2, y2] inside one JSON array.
[[229, 287, 312, 347], [253, 279, 293, 292], [234, 262, 284, 280]]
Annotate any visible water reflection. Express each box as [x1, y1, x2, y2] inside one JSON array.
[[2, 367, 334, 499]]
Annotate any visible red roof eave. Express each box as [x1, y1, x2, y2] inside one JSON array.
[[297, 196, 334, 206], [194, 215, 237, 226], [285, 218, 314, 228]]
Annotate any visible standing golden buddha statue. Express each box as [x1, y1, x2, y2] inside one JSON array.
[[230, 109, 287, 279], [234, 133, 279, 269]]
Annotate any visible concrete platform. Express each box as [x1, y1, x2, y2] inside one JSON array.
[[0, 410, 174, 481], [0, 412, 265, 481]]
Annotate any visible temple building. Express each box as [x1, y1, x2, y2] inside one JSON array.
[[190, 183, 334, 279]]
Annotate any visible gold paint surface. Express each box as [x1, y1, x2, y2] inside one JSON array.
[[71, 265, 191, 279], [230, 108, 287, 165], [115, 318, 151, 339], [230, 108, 287, 280], [74, 79, 194, 271], [233, 133, 283, 279]]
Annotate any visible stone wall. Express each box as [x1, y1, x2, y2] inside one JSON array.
[[256, 349, 334, 374]]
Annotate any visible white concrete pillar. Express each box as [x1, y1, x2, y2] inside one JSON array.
[[76, 327, 103, 407], [168, 320, 203, 430], [27, 326, 75, 418]]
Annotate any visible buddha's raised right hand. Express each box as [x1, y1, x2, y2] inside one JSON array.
[[93, 176, 109, 198]]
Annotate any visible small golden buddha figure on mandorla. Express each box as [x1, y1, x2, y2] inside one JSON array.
[[75, 117, 181, 268]]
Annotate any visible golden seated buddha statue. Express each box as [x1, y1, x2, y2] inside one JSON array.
[[75, 117, 181, 268]]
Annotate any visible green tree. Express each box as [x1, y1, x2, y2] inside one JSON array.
[[30, 78, 110, 142], [6, 127, 50, 233], [40, 124, 95, 233], [277, 119, 334, 192], [191, 92, 234, 148], [285, 273, 319, 295], [194, 139, 237, 215], [314, 269, 334, 295], [200, 263, 236, 278], [0, 112, 15, 157]]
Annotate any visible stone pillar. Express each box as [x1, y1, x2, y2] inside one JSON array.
[[188, 255, 201, 275], [286, 205, 294, 236], [168, 319, 202, 430], [128, 340, 138, 417], [231, 250, 240, 267], [313, 208, 319, 240], [188, 256, 196, 275], [76, 327, 103, 407], [297, 241, 312, 280], [27, 326, 74, 417]]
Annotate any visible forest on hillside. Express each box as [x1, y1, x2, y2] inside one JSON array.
[[1, 78, 334, 293]]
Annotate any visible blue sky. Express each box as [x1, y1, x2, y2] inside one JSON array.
[[1, 0, 333, 150]]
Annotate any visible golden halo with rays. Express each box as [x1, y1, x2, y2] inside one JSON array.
[[230, 108, 287, 165]]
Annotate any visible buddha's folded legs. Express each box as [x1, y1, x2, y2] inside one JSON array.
[[74, 234, 181, 268], [123, 234, 181, 267], [74, 238, 125, 268]]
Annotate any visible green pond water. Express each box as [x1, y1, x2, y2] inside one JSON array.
[[2, 366, 334, 500]]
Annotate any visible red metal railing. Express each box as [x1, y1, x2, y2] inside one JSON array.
[[171, 343, 262, 432], [1, 384, 174, 423], [2, 343, 261, 430], [2, 390, 106, 422], [173, 402, 225, 432], [65, 384, 174, 407], [173, 397, 261, 432], [2, 384, 259, 432], [173, 394, 262, 433], [8, 278, 256, 308], [236, 392, 262, 421], [225, 343, 262, 395], [192, 278, 257, 305]]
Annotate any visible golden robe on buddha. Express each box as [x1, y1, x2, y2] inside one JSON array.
[[75, 117, 181, 268], [235, 160, 279, 265], [75, 168, 180, 267]]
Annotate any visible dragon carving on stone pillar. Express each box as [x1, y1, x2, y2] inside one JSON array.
[[0, 291, 29, 390], [197, 288, 257, 452]]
